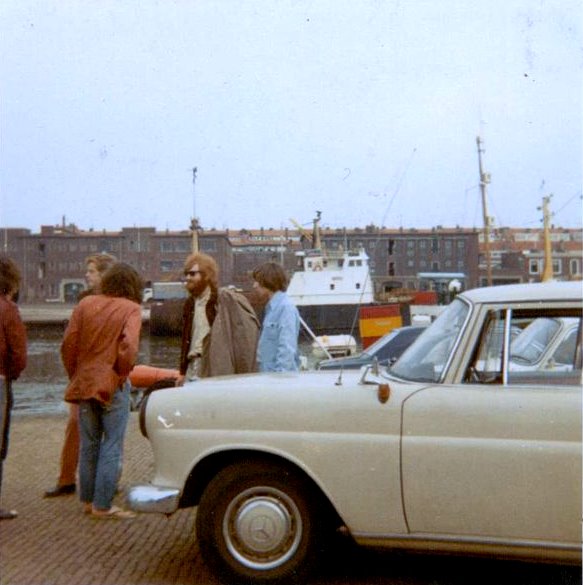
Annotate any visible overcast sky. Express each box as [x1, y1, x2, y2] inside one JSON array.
[[1, 1, 581, 233]]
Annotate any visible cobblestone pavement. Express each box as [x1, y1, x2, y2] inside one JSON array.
[[1, 413, 580, 585], [1, 414, 214, 585]]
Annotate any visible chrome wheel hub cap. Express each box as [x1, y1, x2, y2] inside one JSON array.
[[224, 487, 302, 570]]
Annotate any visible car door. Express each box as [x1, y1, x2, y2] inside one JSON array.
[[400, 305, 582, 544]]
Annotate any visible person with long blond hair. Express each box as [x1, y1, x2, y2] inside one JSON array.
[[44, 253, 116, 498]]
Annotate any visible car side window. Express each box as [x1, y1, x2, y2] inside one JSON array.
[[464, 311, 505, 384], [464, 308, 582, 386], [551, 329, 578, 367]]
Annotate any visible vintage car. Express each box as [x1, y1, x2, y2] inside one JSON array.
[[128, 281, 582, 584], [316, 325, 425, 370]]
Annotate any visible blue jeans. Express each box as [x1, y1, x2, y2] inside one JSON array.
[[78, 385, 130, 510]]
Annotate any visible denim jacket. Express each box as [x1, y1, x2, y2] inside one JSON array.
[[257, 291, 300, 372]]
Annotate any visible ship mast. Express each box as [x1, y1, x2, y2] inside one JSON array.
[[190, 166, 200, 253], [476, 136, 493, 286], [312, 210, 322, 250], [539, 194, 554, 282]]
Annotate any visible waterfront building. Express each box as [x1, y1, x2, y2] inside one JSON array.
[[0, 222, 580, 303]]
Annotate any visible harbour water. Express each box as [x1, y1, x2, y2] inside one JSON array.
[[13, 325, 182, 415], [13, 325, 327, 415]]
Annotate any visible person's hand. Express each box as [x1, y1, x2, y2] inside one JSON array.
[[175, 375, 185, 387]]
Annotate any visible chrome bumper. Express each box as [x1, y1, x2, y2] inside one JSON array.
[[127, 485, 181, 514]]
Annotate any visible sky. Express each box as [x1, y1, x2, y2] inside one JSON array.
[[1, 0, 581, 233]]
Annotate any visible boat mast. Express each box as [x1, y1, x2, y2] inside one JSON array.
[[476, 136, 493, 286], [312, 210, 322, 250], [539, 194, 554, 282], [190, 166, 200, 253]]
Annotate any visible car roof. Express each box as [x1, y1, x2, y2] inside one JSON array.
[[460, 281, 583, 305]]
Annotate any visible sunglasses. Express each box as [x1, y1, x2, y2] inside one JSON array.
[[184, 269, 203, 277]]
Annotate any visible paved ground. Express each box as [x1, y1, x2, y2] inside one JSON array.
[[1, 413, 212, 585], [1, 413, 580, 585]]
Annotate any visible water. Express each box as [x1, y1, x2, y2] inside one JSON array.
[[13, 325, 182, 415], [13, 326, 325, 415]]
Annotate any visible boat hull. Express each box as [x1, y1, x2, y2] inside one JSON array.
[[297, 303, 374, 336]]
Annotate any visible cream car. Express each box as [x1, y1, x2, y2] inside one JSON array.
[[128, 281, 582, 584]]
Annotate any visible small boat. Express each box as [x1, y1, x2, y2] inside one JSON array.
[[311, 334, 357, 359]]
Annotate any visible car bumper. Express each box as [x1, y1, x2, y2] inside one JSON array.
[[127, 485, 181, 514]]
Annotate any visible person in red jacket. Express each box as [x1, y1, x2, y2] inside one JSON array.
[[0, 255, 27, 520], [61, 263, 142, 519]]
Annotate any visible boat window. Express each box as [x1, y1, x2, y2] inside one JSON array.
[[330, 284, 335, 290], [356, 283, 361, 289]]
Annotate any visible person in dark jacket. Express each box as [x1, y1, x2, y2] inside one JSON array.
[[0, 255, 27, 520], [177, 252, 259, 384]]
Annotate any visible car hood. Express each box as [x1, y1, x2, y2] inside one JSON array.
[[144, 369, 424, 437]]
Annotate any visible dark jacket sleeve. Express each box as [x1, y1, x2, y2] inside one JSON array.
[[3, 301, 27, 381], [179, 296, 194, 375]]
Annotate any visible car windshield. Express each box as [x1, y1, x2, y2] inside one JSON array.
[[390, 298, 470, 382], [361, 328, 400, 356]]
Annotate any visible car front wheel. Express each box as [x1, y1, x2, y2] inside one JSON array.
[[196, 460, 321, 585]]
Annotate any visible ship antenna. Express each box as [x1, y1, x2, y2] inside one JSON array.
[[190, 166, 200, 253], [476, 137, 493, 285]]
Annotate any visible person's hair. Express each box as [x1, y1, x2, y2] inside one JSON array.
[[0, 255, 21, 297], [85, 253, 117, 274], [252, 262, 288, 292], [183, 253, 219, 289], [100, 263, 144, 304]]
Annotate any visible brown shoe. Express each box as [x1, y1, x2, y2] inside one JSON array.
[[44, 484, 76, 498]]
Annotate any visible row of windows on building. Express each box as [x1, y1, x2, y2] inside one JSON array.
[[528, 258, 581, 276], [385, 260, 465, 276], [319, 237, 467, 255], [27, 239, 219, 254], [34, 257, 579, 279], [35, 260, 153, 276]]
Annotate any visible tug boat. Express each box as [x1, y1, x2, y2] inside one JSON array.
[[287, 212, 402, 339], [287, 245, 376, 336]]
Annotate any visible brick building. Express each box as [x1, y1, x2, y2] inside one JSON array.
[[0, 222, 580, 303], [0, 223, 232, 302], [481, 227, 582, 285]]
